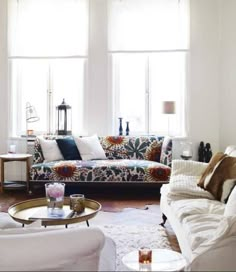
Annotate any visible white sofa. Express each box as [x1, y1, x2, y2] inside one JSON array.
[[160, 146, 236, 271], [0, 215, 116, 271]]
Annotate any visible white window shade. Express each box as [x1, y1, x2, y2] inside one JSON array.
[[108, 0, 189, 51], [8, 0, 88, 57]]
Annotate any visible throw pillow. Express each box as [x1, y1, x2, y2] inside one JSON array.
[[38, 136, 64, 163], [197, 152, 227, 189], [56, 138, 82, 160], [74, 134, 107, 160], [160, 136, 172, 167], [224, 185, 236, 216], [198, 153, 236, 202]]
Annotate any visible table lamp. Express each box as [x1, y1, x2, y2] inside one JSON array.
[[162, 101, 176, 136], [26, 102, 40, 136]]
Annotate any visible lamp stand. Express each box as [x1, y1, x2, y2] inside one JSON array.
[[167, 115, 170, 136]]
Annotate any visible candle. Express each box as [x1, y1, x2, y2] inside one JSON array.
[[139, 247, 152, 264], [182, 150, 190, 156], [9, 144, 16, 154]]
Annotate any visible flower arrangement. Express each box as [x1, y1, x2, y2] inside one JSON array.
[[45, 182, 65, 200]]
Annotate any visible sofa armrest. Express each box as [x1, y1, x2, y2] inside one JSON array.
[[170, 159, 208, 179], [0, 227, 108, 271], [190, 216, 236, 271]]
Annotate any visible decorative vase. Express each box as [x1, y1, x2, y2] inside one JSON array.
[[45, 182, 65, 217], [126, 121, 130, 136], [119, 117, 123, 136]]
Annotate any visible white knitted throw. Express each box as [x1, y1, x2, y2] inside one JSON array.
[[167, 160, 215, 200], [170, 160, 208, 178]]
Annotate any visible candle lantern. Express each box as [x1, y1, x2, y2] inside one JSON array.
[[180, 141, 193, 160], [56, 99, 72, 135]]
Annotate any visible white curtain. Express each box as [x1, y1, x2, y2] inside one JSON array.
[[108, 0, 189, 51], [8, 0, 88, 57]]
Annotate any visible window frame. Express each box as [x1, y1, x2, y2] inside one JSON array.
[[111, 49, 188, 136]]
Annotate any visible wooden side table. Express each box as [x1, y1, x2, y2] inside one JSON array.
[[0, 154, 32, 194]]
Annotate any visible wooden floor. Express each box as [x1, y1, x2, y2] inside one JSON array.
[[0, 187, 161, 212], [0, 185, 180, 253]]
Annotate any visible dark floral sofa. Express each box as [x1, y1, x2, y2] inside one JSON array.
[[30, 135, 172, 185]]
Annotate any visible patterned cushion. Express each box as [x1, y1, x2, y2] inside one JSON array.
[[30, 159, 171, 182], [160, 137, 172, 167], [100, 136, 163, 162]]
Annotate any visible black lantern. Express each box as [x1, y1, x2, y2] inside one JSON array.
[[56, 99, 72, 135]]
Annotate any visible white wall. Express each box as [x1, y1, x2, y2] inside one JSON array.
[[188, 0, 220, 158], [0, 0, 8, 154], [87, 0, 110, 136], [219, 0, 236, 151], [0, 0, 234, 161]]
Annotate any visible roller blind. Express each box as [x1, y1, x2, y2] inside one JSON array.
[[8, 0, 88, 57], [108, 0, 189, 51]]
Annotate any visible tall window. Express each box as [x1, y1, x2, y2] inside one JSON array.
[[8, 0, 88, 136], [108, 0, 189, 136]]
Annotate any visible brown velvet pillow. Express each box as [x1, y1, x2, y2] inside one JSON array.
[[198, 152, 236, 202]]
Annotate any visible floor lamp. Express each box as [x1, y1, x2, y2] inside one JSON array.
[[162, 101, 176, 136]]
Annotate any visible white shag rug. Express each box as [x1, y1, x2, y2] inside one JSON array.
[[90, 205, 172, 271]]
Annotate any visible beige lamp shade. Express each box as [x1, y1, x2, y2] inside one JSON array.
[[162, 101, 176, 114]]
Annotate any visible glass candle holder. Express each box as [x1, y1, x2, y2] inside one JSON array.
[[139, 247, 152, 264], [8, 144, 16, 154], [70, 194, 85, 214]]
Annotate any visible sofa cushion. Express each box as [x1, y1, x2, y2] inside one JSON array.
[[38, 136, 64, 163], [30, 159, 170, 182], [100, 136, 164, 162], [182, 213, 224, 251], [75, 135, 107, 160], [224, 186, 236, 216], [198, 153, 236, 202], [170, 198, 225, 251], [56, 137, 82, 160], [160, 136, 172, 167]]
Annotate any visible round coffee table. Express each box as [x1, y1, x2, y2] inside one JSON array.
[[8, 197, 101, 227], [122, 249, 187, 271]]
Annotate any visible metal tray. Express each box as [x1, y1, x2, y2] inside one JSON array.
[[8, 197, 101, 226]]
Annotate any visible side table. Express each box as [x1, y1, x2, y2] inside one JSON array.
[[122, 249, 187, 271], [0, 154, 32, 194]]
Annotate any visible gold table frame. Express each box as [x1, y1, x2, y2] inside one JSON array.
[[8, 197, 101, 227]]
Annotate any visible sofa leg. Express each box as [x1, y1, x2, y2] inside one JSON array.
[[160, 213, 167, 227]]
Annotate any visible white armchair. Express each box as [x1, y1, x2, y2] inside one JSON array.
[[0, 223, 116, 271]]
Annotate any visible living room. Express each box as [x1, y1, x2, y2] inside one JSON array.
[[1, 0, 236, 271]]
